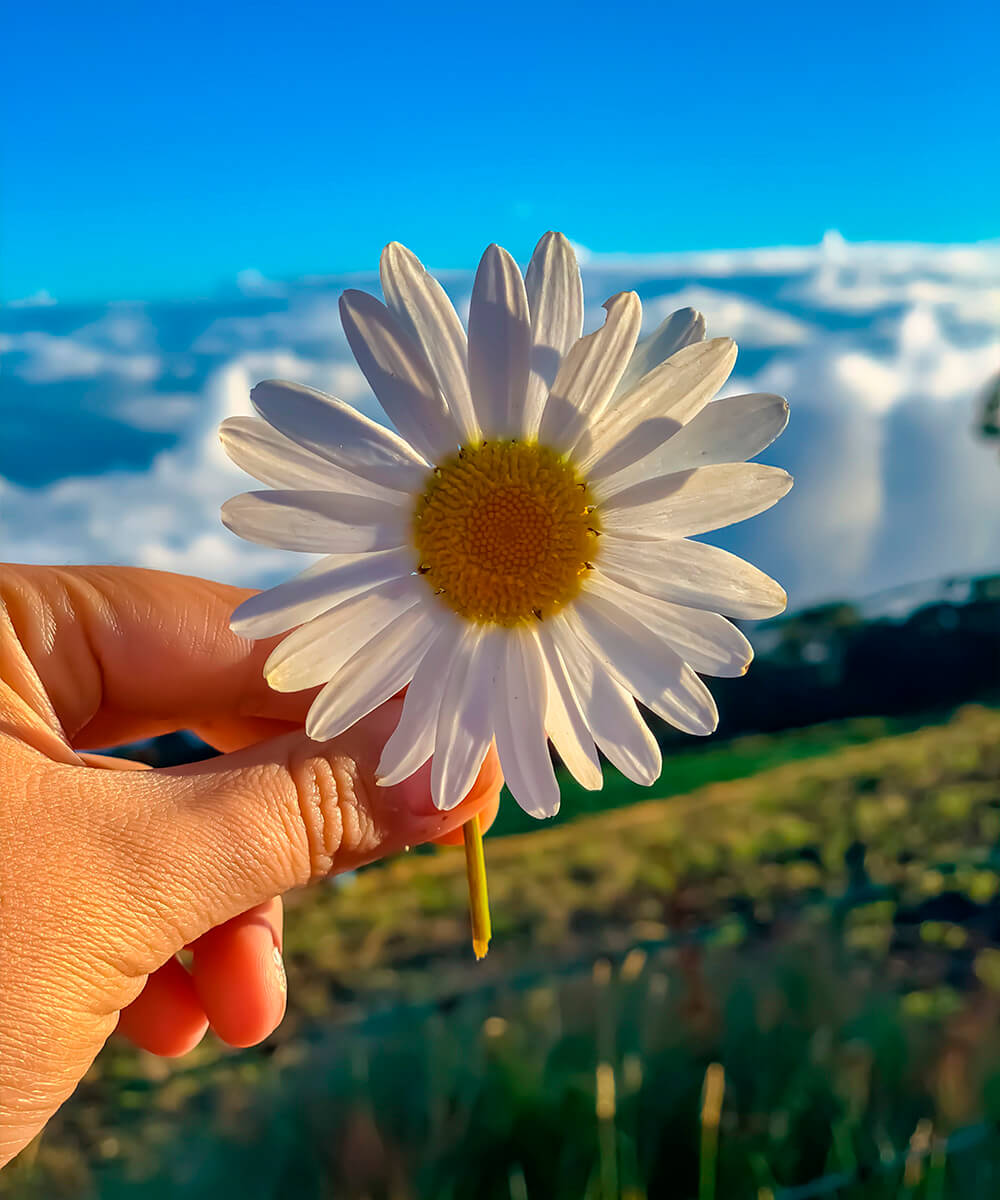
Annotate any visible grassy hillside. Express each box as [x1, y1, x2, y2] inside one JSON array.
[[488, 712, 931, 837], [277, 704, 1000, 1008]]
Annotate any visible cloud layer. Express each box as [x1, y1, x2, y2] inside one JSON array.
[[2, 235, 998, 610]]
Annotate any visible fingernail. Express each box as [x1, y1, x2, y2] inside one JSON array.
[[272, 945, 287, 994]]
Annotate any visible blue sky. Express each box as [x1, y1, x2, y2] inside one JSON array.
[[3, 0, 997, 303]]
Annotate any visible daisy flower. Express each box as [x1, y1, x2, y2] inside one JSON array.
[[220, 233, 792, 953]]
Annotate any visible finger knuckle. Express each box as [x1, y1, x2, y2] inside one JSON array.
[[286, 748, 379, 881]]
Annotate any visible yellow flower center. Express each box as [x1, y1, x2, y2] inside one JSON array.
[[413, 440, 600, 626]]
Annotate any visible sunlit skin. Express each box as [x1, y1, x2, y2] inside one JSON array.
[[0, 565, 502, 1167]]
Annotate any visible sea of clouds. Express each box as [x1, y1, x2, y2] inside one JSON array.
[[2, 232, 998, 612]]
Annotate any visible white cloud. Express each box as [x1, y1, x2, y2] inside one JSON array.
[[192, 295, 347, 356], [236, 268, 287, 298], [109, 393, 202, 432], [6, 289, 57, 308], [781, 239, 1000, 317], [642, 288, 812, 347], [2, 330, 161, 383]]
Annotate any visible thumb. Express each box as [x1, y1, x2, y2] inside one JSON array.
[[89, 699, 501, 970]]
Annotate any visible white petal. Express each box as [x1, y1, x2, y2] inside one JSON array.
[[569, 596, 719, 736], [585, 571, 753, 677], [230, 547, 417, 638], [305, 603, 439, 741], [598, 535, 787, 619], [548, 616, 662, 786], [614, 306, 706, 400], [537, 625, 603, 790], [538, 292, 642, 452], [340, 289, 460, 464], [431, 625, 503, 811], [579, 338, 737, 479], [263, 575, 424, 692], [493, 627, 560, 818], [587, 676, 662, 785], [600, 463, 794, 538], [375, 617, 460, 785], [251, 379, 429, 492], [522, 232, 584, 437], [221, 489, 409, 553], [220, 416, 405, 500], [597, 393, 790, 499], [380, 242, 479, 445], [467, 244, 531, 437]]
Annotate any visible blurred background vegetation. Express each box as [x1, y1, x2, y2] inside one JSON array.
[[3, 574, 999, 1199]]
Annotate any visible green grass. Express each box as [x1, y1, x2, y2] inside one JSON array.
[[490, 714, 926, 838], [5, 705, 1000, 1200]]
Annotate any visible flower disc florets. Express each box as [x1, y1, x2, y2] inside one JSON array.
[[413, 439, 600, 626]]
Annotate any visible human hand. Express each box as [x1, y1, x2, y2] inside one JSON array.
[[0, 565, 501, 1166]]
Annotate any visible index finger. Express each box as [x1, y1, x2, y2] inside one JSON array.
[[1, 564, 317, 750]]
